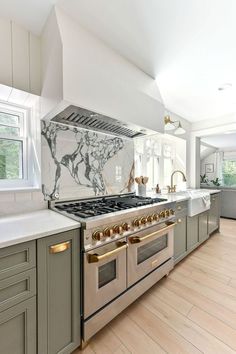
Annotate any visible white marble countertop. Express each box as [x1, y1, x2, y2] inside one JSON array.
[[0, 210, 80, 249], [147, 188, 221, 203]]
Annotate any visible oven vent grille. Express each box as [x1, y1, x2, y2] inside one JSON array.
[[51, 105, 145, 138]]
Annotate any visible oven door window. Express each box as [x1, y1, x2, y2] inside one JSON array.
[[137, 234, 168, 264], [98, 259, 117, 288]]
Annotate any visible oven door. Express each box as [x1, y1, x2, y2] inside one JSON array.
[[127, 221, 175, 287], [84, 238, 128, 319]]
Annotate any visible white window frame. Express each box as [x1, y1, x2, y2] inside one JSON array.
[[0, 101, 37, 190]]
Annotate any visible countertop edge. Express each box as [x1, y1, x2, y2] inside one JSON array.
[[0, 209, 81, 249], [0, 224, 80, 249]]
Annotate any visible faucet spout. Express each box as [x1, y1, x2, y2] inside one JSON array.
[[167, 170, 187, 193]]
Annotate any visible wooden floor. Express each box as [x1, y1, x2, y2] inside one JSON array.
[[76, 218, 236, 354]]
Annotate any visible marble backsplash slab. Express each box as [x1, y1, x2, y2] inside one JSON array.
[[41, 121, 134, 200]]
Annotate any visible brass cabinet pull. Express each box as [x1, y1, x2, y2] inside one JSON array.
[[87, 241, 128, 263], [129, 221, 175, 244], [177, 218, 182, 223], [49, 241, 71, 254], [177, 205, 182, 210]]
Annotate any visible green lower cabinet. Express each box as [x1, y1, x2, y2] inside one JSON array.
[[199, 212, 209, 243], [174, 214, 187, 263], [187, 215, 199, 251], [37, 229, 81, 354], [208, 193, 220, 234], [0, 296, 36, 354]]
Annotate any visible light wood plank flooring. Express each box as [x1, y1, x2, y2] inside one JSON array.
[[76, 218, 236, 354]]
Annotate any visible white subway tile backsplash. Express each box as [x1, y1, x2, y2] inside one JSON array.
[[14, 192, 32, 202], [0, 190, 47, 217], [32, 191, 44, 201], [0, 193, 15, 202]]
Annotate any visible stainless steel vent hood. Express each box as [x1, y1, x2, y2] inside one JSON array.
[[51, 105, 153, 138]]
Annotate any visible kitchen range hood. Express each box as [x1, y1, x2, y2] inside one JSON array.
[[41, 7, 165, 138], [51, 105, 151, 138]]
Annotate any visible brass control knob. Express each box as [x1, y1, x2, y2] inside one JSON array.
[[113, 225, 123, 234], [140, 217, 147, 224], [159, 210, 166, 218], [165, 209, 170, 217], [153, 213, 159, 221], [122, 223, 131, 231], [103, 227, 113, 237], [169, 209, 175, 216], [92, 230, 104, 241], [133, 218, 142, 227], [147, 215, 154, 223]]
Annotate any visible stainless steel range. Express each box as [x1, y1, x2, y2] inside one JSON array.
[[50, 193, 176, 343]]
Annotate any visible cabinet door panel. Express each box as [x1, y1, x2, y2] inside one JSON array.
[[29, 33, 41, 95], [209, 194, 220, 234], [0, 240, 36, 280], [12, 22, 30, 92], [174, 214, 187, 262], [37, 229, 80, 354], [0, 268, 36, 312], [199, 212, 208, 242], [0, 297, 36, 354], [187, 215, 199, 251], [0, 19, 12, 86]]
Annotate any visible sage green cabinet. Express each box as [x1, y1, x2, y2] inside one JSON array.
[[187, 215, 199, 251], [37, 229, 80, 354], [199, 212, 209, 242], [0, 241, 37, 354], [0, 240, 36, 280], [208, 193, 220, 234], [0, 297, 36, 354], [174, 212, 187, 263]]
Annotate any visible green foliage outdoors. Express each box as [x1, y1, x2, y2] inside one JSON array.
[[0, 139, 21, 179], [222, 160, 236, 187]]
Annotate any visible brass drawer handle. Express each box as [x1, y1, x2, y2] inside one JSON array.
[[129, 221, 175, 244], [87, 241, 128, 263], [177, 218, 182, 223], [177, 206, 182, 210], [49, 241, 71, 254]]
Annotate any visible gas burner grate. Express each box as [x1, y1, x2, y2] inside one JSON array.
[[54, 194, 167, 219]]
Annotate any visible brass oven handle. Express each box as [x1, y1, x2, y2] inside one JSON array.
[[129, 221, 175, 244], [49, 241, 71, 254], [87, 241, 128, 263]]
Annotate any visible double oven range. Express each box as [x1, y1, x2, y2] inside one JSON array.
[[50, 193, 176, 342]]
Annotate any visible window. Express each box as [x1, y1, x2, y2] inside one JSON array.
[[134, 135, 186, 191], [222, 159, 236, 187], [134, 137, 161, 189], [0, 110, 24, 180], [163, 144, 174, 187], [0, 102, 36, 189]]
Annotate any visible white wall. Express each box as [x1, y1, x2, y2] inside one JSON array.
[[201, 152, 218, 181], [192, 113, 236, 131], [163, 111, 192, 187], [0, 90, 46, 216]]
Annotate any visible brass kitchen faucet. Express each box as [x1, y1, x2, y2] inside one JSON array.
[[167, 170, 187, 193]]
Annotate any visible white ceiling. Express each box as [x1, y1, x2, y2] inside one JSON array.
[[202, 133, 236, 150], [2, 0, 236, 122], [0, 0, 58, 35]]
